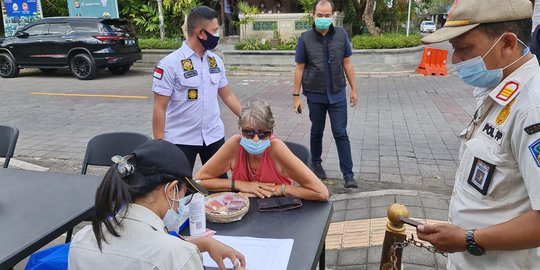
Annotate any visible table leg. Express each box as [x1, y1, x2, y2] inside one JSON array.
[[65, 228, 73, 243], [319, 243, 325, 269]]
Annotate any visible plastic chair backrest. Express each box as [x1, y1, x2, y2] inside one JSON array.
[[81, 132, 152, 174], [283, 141, 311, 166], [0, 125, 19, 168]]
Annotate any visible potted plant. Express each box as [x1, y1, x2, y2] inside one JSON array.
[[271, 24, 280, 48], [235, 1, 260, 40]]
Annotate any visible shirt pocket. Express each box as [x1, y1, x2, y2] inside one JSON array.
[[209, 73, 221, 85], [457, 135, 517, 202], [172, 74, 201, 101]]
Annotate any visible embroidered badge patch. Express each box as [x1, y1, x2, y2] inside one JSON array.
[[208, 56, 217, 67], [187, 88, 198, 100], [525, 123, 540, 135], [182, 59, 194, 71], [495, 98, 516, 125], [495, 81, 519, 102], [153, 67, 163, 80], [467, 157, 495, 195], [529, 138, 540, 167], [207, 56, 220, 74]]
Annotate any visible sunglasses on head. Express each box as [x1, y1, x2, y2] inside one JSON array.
[[181, 177, 197, 205], [241, 129, 272, 140]]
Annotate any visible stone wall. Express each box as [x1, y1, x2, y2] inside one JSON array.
[[135, 46, 426, 74], [221, 46, 425, 73]]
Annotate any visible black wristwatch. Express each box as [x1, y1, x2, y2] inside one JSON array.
[[465, 229, 485, 256]]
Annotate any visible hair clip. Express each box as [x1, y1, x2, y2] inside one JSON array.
[[111, 155, 135, 177]]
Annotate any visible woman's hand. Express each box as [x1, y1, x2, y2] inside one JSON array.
[[190, 237, 246, 270], [236, 180, 276, 199]]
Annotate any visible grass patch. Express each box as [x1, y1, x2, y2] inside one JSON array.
[[138, 38, 183, 49], [351, 33, 422, 49]]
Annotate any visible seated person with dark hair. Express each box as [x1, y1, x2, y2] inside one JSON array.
[[195, 99, 329, 201], [69, 140, 245, 270]]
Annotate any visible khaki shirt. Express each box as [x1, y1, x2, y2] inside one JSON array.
[[448, 57, 540, 269], [69, 204, 203, 270]]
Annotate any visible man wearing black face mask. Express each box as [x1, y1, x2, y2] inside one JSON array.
[[416, 0, 540, 269], [152, 6, 241, 175]]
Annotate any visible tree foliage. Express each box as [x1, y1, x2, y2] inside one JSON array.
[[41, 0, 68, 17], [424, 0, 452, 15]]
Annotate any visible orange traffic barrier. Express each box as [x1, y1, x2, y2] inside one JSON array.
[[415, 48, 448, 76]]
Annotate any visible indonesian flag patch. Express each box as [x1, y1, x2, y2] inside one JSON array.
[[153, 67, 164, 80]]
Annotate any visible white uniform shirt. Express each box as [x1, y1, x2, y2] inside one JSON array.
[[68, 204, 204, 270], [152, 42, 229, 146], [448, 57, 540, 269]]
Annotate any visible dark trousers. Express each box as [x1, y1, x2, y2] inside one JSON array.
[[307, 99, 354, 177], [176, 138, 228, 179]]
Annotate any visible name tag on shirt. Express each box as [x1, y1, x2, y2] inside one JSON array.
[[209, 67, 221, 74], [480, 122, 504, 145], [184, 70, 198, 79], [467, 157, 495, 195]]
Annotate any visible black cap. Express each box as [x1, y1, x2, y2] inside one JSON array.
[[132, 140, 208, 195]]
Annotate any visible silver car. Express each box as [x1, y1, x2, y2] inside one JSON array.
[[420, 21, 436, 33]]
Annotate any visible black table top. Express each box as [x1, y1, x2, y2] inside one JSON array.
[[0, 168, 101, 269], [184, 197, 333, 270]]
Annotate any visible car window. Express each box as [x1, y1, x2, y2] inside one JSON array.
[[70, 20, 98, 31], [101, 20, 133, 33], [425, 22, 434, 26], [25, 24, 46, 36], [47, 23, 69, 35]]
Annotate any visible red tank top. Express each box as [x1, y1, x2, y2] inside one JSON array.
[[231, 136, 294, 185]]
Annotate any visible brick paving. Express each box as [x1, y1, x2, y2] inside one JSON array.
[[0, 69, 475, 269]]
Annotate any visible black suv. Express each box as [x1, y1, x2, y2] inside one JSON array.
[[0, 17, 142, 80]]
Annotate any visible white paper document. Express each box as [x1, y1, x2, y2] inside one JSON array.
[[201, 235, 294, 270]]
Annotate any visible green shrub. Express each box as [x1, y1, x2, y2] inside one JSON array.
[[235, 36, 272, 50], [351, 34, 422, 49], [276, 36, 299, 50], [138, 38, 183, 49]]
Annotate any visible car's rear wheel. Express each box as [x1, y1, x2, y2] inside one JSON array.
[[108, 64, 131, 75], [70, 53, 97, 80], [0, 53, 19, 78], [39, 68, 57, 74]]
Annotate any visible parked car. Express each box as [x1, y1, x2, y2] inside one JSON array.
[[420, 21, 436, 33], [0, 17, 142, 80]]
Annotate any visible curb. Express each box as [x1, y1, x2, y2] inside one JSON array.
[[131, 66, 432, 78], [330, 189, 451, 201], [1, 158, 49, 171]]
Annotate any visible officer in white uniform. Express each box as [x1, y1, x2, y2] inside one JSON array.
[[152, 6, 241, 173], [417, 0, 540, 269]]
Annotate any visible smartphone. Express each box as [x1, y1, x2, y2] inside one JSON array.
[[398, 216, 423, 227], [296, 106, 302, 114]]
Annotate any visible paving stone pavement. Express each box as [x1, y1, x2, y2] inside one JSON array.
[[0, 69, 475, 269]]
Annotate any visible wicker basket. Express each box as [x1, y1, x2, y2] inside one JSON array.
[[205, 192, 250, 223]]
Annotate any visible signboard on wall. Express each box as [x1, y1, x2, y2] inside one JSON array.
[[1, 0, 42, 37], [67, 0, 119, 18]]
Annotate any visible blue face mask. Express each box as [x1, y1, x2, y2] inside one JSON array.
[[240, 137, 270, 155], [314, 18, 332, 30], [162, 184, 188, 232], [198, 29, 220, 51], [454, 34, 530, 89]]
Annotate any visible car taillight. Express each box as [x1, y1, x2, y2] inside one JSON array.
[[93, 35, 123, 42]]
